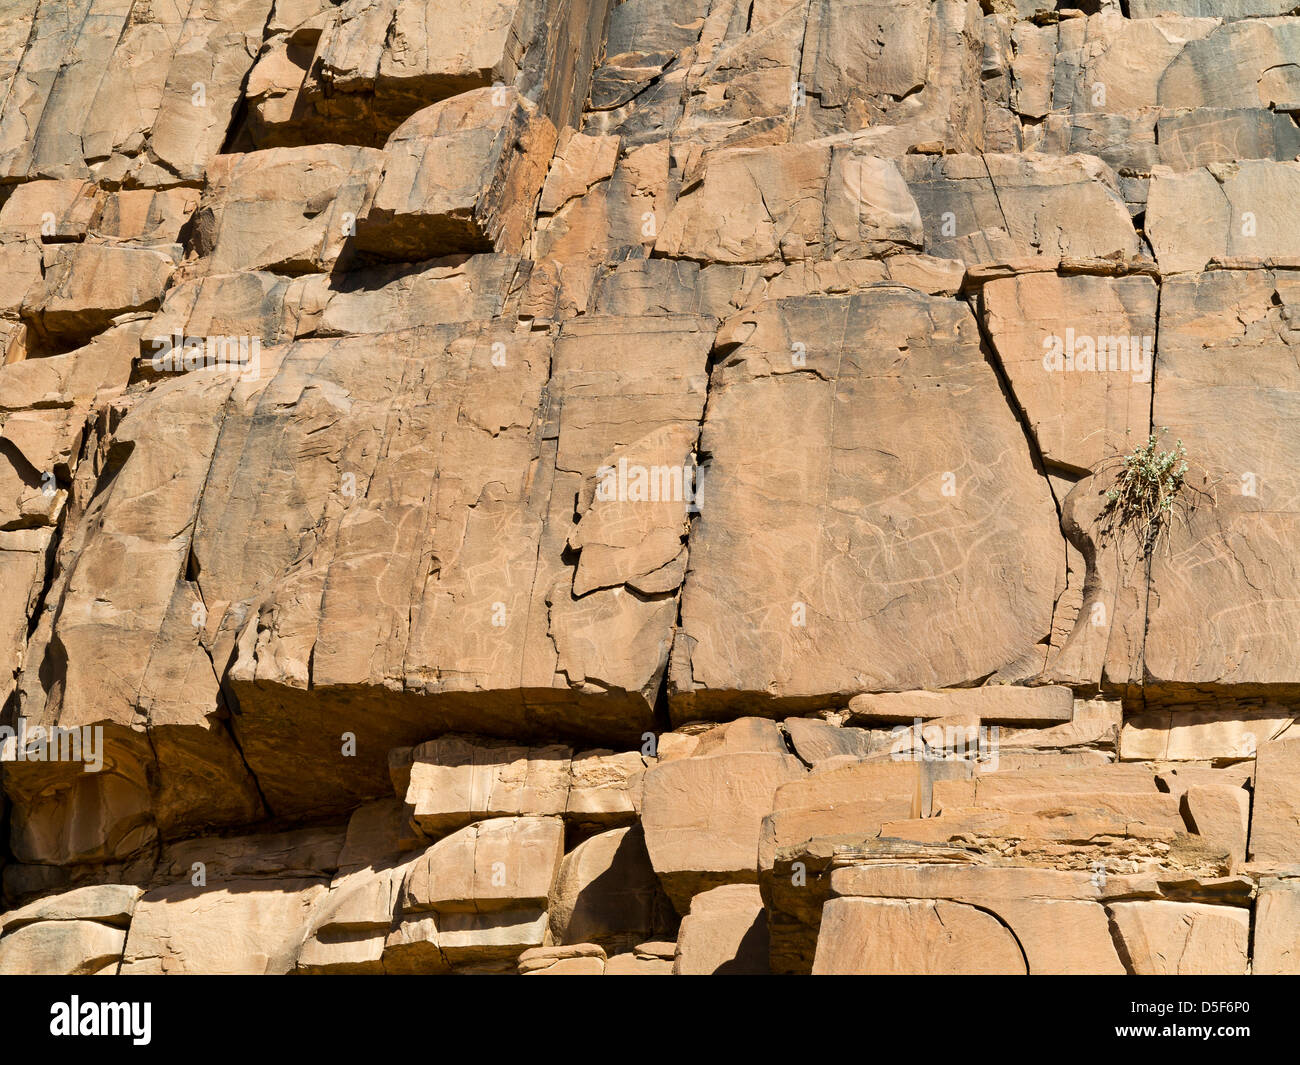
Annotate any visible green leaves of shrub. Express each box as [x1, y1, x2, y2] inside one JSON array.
[[1100, 429, 1190, 559]]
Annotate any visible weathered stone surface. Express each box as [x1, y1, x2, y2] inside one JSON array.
[[565, 749, 648, 826], [1250, 735, 1300, 865], [191, 146, 384, 275], [879, 764, 1218, 870], [404, 736, 572, 836], [980, 272, 1156, 474], [352, 88, 557, 261], [849, 687, 1074, 725], [534, 139, 670, 263], [828, 863, 1100, 900], [656, 142, 922, 263], [1130, 0, 1296, 15], [828, 863, 1124, 974], [218, 317, 705, 815], [380, 915, 450, 974], [97, 188, 202, 245], [4, 0, 1300, 984], [1157, 17, 1300, 113], [1142, 269, 1300, 693], [672, 291, 1061, 718], [295, 931, 387, 975], [8, 309, 714, 846], [246, 0, 531, 147], [518, 942, 606, 974], [539, 130, 620, 216], [23, 244, 177, 348], [315, 255, 528, 336], [435, 909, 550, 968], [142, 270, 312, 362], [0, 0, 273, 185], [641, 718, 805, 911], [400, 816, 564, 914], [603, 950, 673, 975], [782, 717, 889, 766], [997, 699, 1122, 753], [548, 826, 670, 952], [246, 0, 606, 148], [1252, 879, 1300, 974], [1158, 763, 1255, 797], [1107, 901, 1250, 975], [760, 762, 923, 876], [0, 883, 142, 933], [797, 0, 986, 149], [6, 368, 264, 864], [526, 956, 606, 974], [0, 919, 126, 976], [1155, 108, 1300, 172], [296, 810, 423, 974], [120, 880, 326, 975], [151, 826, 346, 884], [0, 179, 96, 241], [0, 532, 56, 709], [1122, 707, 1292, 761], [900, 153, 1140, 264], [1182, 785, 1250, 872], [672, 883, 768, 975], [812, 897, 1027, 975], [1148, 162, 1300, 274]]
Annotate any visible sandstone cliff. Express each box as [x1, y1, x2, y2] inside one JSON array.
[[0, 0, 1298, 976]]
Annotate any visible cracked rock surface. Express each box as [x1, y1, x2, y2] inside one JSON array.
[[0, 0, 1298, 976]]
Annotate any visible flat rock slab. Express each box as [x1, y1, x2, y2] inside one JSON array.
[[641, 718, 806, 911], [825, 862, 1124, 974], [672, 290, 1061, 719], [400, 816, 564, 914], [120, 879, 326, 975], [980, 271, 1155, 475], [353, 88, 556, 261], [191, 145, 384, 275], [1249, 735, 1300, 865], [1252, 879, 1300, 974], [672, 884, 769, 975], [549, 826, 670, 954], [0, 920, 127, 976], [812, 897, 1028, 975], [0, 884, 142, 933], [404, 736, 572, 836], [1107, 901, 1250, 975], [1121, 707, 1293, 761], [849, 686, 1074, 725], [899, 152, 1140, 265], [1139, 268, 1300, 693], [759, 761, 923, 874], [1148, 162, 1300, 274]]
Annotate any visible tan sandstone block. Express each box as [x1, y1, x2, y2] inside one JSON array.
[[1107, 901, 1249, 975], [812, 897, 1027, 975], [673, 884, 769, 975]]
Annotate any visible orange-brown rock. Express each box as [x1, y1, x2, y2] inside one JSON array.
[[641, 718, 805, 910], [2, 0, 1300, 985], [813, 897, 1028, 975]]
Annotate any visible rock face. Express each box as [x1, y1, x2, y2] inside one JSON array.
[[673, 884, 768, 974], [641, 718, 805, 910], [671, 291, 1061, 717], [814, 897, 1029, 976], [0, 0, 1297, 979]]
